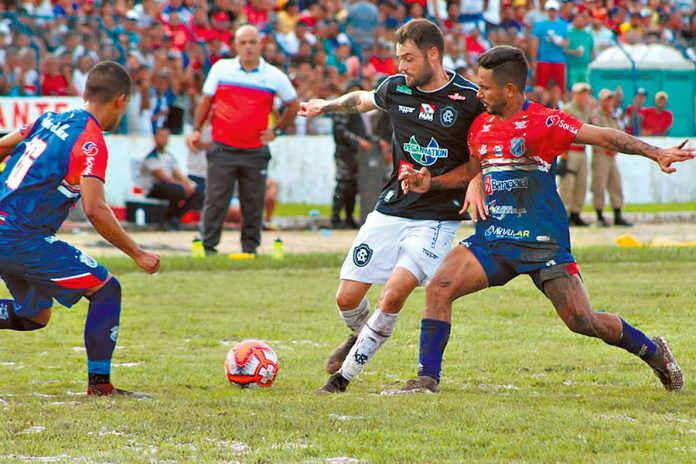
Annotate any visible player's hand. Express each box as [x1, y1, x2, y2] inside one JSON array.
[[358, 139, 372, 151], [260, 128, 275, 145], [187, 131, 201, 151], [655, 140, 695, 174], [460, 177, 488, 221], [298, 99, 326, 118], [399, 166, 431, 194], [135, 251, 160, 274]]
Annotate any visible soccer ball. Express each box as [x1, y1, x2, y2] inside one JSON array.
[[225, 340, 279, 388]]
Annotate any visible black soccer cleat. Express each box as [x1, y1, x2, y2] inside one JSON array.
[[645, 337, 684, 392], [318, 372, 350, 394], [325, 334, 358, 374], [87, 383, 151, 399]]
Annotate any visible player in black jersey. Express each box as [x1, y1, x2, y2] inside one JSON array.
[[299, 19, 485, 393]]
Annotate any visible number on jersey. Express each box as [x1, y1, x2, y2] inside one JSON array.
[[5, 137, 48, 190]]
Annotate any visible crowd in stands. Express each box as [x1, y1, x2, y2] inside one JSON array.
[[0, 0, 692, 136]]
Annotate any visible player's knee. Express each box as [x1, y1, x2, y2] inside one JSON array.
[[425, 276, 455, 301], [377, 287, 406, 313], [335, 292, 363, 311], [87, 276, 122, 303]]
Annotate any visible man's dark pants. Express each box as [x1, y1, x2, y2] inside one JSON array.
[[201, 142, 270, 254]]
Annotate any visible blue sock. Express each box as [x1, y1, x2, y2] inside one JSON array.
[[84, 278, 122, 377], [610, 318, 657, 359], [418, 319, 451, 382]]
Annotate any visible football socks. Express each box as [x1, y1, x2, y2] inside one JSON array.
[[418, 319, 451, 382], [0, 299, 45, 331], [338, 297, 370, 335], [341, 308, 397, 381], [609, 318, 658, 359], [84, 278, 122, 376]]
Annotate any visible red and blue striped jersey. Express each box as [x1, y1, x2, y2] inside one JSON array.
[[468, 101, 583, 250], [0, 109, 108, 236]]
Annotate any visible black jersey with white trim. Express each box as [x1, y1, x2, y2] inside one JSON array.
[[372, 71, 484, 220]]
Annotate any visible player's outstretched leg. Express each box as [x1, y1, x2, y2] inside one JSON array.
[[0, 300, 48, 331], [325, 280, 371, 374], [319, 308, 398, 393], [383, 246, 489, 395], [544, 274, 684, 392], [83, 277, 149, 399]]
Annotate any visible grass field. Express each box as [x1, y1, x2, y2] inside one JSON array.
[[1, 248, 695, 463]]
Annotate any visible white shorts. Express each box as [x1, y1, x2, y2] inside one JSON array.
[[339, 211, 461, 285]]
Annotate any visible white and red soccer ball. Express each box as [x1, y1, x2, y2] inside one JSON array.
[[225, 340, 279, 388]]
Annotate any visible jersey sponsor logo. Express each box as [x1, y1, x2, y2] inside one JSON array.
[[546, 114, 578, 134], [398, 159, 415, 178], [398, 105, 415, 114], [536, 235, 551, 242], [510, 137, 525, 158], [494, 145, 503, 157], [396, 84, 413, 95], [82, 142, 99, 156], [481, 123, 492, 133], [478, 144, 487, 156], [484, 225, 530, 238], [484, 175, 528, 194], [79, 251, 98, 268], [353, 243, 373, 267], [403, 136, 449, 166], [448, 93, 467, 101], [488, 200, 527, 220], [40, 115, 70, 141], [439, 106, 458, 127], [418, 104, 435, 121], [110, 325, 119, 342], [514, 120, 527, 129]]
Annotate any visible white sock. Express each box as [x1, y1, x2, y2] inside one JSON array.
[[338, 298, 370, 335], [340, 308, 398, 381]]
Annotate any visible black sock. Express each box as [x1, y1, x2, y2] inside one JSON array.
[[88, 373, 111, 386]]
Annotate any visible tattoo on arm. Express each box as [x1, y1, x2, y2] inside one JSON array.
[[323, 92, 363, 114], [604, 129, 658, 160]]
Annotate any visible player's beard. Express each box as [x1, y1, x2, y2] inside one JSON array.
[[484, 97, 505, 116], [408, 61, 434, 88]]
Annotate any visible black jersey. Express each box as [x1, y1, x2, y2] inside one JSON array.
[[372, 71, 484, 220]]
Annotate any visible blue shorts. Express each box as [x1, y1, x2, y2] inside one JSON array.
[[0, 235, 109, 317], [461, 234, 579, 292]]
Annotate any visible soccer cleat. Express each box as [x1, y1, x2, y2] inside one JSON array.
[[645, 337, 684, 392], [381, 376, 440, 395], [86, 383, 151, 399], [325, 334, 358, 374], [318, 372, 350, 394]]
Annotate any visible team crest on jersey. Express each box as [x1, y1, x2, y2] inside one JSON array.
[[439, 106, 458, 127], [418, 104, 435, 121], [494, 145, 503, 157], [82, 142, 99, 156], [403, 136, 448, 166], [510, 138, 525, 158], [353, 244, 373, 267]]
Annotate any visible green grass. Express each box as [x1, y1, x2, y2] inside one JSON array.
[[273, 202, 696, 218], [1, 249, 695, 463]]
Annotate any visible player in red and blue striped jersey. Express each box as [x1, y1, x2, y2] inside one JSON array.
[[395, 46, 693, 394], [0, 61, 160, 397]]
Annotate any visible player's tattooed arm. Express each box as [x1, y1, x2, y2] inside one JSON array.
[[299, 91, 376, 117], [400, 158, 481, 193], [575, 124, 695, 174]]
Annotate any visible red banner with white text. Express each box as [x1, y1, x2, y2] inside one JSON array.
[[0, 97, 82, 132]]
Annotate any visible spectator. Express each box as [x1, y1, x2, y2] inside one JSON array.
[[18, 50, 39, 96], [73, 55, 94, 97], [591, 89, 632, 227], [150, 70, 174, 134], [565, 12, 594, 91], [624, 87, 647, 135], [41, 55, 76, 96], [346, 0, 379, 52], [368, 39, 397, 76], [138, 126, 204, 230], [558, 82, 593, 226], [188, 25, 299, 255], [642, 91, 673, 136], [531, 0, 568, 91]]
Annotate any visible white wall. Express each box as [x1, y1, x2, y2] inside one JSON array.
[[104, 135, 696, 206]]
